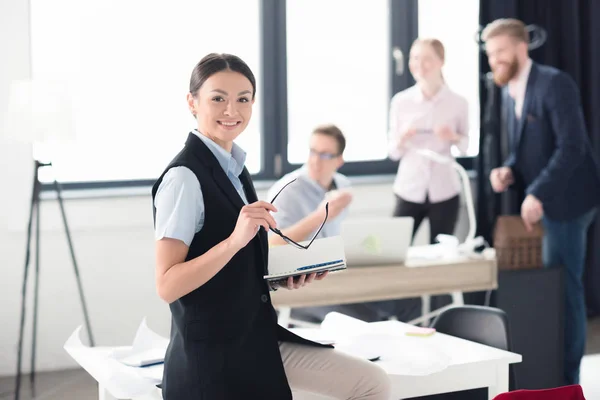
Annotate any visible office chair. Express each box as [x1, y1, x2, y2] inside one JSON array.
[[409, 306, 516, 400], [492, 384, 585, 400], [431, 305, 516, 389], [431, 305, 511, 350]]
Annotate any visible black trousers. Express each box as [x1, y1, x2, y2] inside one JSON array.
[[387, 193, 461, 322], [393, 194, 460, 244]]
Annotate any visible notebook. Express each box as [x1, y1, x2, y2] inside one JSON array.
[[264, 236, 347, 282]]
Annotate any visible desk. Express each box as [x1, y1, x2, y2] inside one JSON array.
[[94, 319, 520, 400], [99, 384, 160, 400], [272, 257, 497, 326], [85, 346, 162, 400], [293, 320, 521, 400]]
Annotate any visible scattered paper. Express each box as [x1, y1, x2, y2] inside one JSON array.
[[110, 318, 169, 368], [352, 333, 452, 376], [64, 321, 165, 399], [304, 313, 451, 376], [321, 312, 370, 339]]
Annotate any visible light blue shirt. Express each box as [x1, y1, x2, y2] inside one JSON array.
[[266, 166, 351, 240], [154, 130, 248, 246]]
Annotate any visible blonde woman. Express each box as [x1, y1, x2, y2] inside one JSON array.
[[388, 38, 469, 243]]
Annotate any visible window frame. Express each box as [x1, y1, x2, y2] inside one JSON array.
[[270, 0, 419, 179], [40, 0, 475, 192]]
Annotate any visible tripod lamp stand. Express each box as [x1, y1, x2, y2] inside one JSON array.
[[3, 79, 95, 400]]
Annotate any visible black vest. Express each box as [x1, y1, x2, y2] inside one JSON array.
[[151, 133, 327, 400]]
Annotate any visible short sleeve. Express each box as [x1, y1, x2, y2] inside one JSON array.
[[154, 167, 204, 246]]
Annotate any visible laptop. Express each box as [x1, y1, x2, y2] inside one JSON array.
[[340, 217, 414, 266]]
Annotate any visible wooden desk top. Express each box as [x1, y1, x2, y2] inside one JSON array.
[[271, 257, 497, 308]]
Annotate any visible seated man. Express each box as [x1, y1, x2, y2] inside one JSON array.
[[267, 124, 390, 323], [268, 124, 352, 247]]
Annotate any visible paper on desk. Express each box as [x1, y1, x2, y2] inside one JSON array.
[[110, 318, 169, 367], [349, 333, 452, 376], [321, 313, 380, 360], [290, 312, 370, 345], [303, 313, 451, 376], [64, 326, 162, 399], [265, 236, 347, 281], [405, 243, 467, 267], [321, 312, 370, 338]]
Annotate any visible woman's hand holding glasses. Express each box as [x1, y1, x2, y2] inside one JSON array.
[[228, 201, 278, 251]]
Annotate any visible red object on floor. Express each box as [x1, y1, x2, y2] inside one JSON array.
[[493, 385, 585, 400]]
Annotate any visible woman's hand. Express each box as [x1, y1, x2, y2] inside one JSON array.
[[434, 125, 460, 142], [399, 127, 417, 147], [228, 201, 277, 251], [282, 271, 329, 290]]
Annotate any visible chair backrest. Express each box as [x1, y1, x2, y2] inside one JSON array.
[[493, 384, 585, 400], [431, 305, 516, 389], [431, 305, 511, 351]]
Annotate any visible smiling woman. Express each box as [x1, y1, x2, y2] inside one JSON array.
[[151, 53, 391, 400], [186, 55, 256, 150]]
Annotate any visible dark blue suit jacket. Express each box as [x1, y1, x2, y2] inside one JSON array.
[[503, 62, 600, 221]]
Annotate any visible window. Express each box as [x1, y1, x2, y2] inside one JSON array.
[[285, 0, 391, 164], [418, 0, 481, 157], [30, 0, 262, 185], [26, 0, 484, 190], [277, 0, 418, 176]]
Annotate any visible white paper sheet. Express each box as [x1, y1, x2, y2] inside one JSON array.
[[63, 320, 166, 399], [265, 236, 347, 280], [320, 311, 371, 339], [296, 313, 452, 376], [110, 318, 169, 368], [348, 333, 452, 376]]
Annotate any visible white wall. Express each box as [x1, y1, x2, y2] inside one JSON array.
[[0, 0, 473, 377], [0, 179, 472, 377]]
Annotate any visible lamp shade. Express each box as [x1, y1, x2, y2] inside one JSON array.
[[2, 79, 76, 144]]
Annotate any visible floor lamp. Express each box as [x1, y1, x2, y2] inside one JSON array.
[[405, 146, 484, 326], [413, 147, 477, 244], [3, 79, 95, 400]]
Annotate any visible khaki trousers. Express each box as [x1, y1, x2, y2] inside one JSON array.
[[279, 342, 392, 400]]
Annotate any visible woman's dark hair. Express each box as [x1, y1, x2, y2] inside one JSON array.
[[189, 53, 256, 99]]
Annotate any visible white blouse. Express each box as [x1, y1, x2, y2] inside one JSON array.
[[388, 84, 469, 204]]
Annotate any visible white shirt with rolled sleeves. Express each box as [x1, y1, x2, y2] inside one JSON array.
[[387, 84, 469, 204]]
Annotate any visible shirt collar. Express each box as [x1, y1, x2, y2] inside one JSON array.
[[192, 130, 247, 177], [413, 83, 448, 104], [508, 58, 532, 99]]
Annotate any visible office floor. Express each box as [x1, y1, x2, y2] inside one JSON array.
[[1, 317, 599, 400]]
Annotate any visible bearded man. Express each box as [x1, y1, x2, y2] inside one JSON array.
[[482, 18, 600, 386]]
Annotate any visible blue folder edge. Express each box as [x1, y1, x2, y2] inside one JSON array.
[[264, 259, 346, 281]]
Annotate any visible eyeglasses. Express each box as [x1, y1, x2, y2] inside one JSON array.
[[269, 178, 329, 249], [309, 149, 340, 161]]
